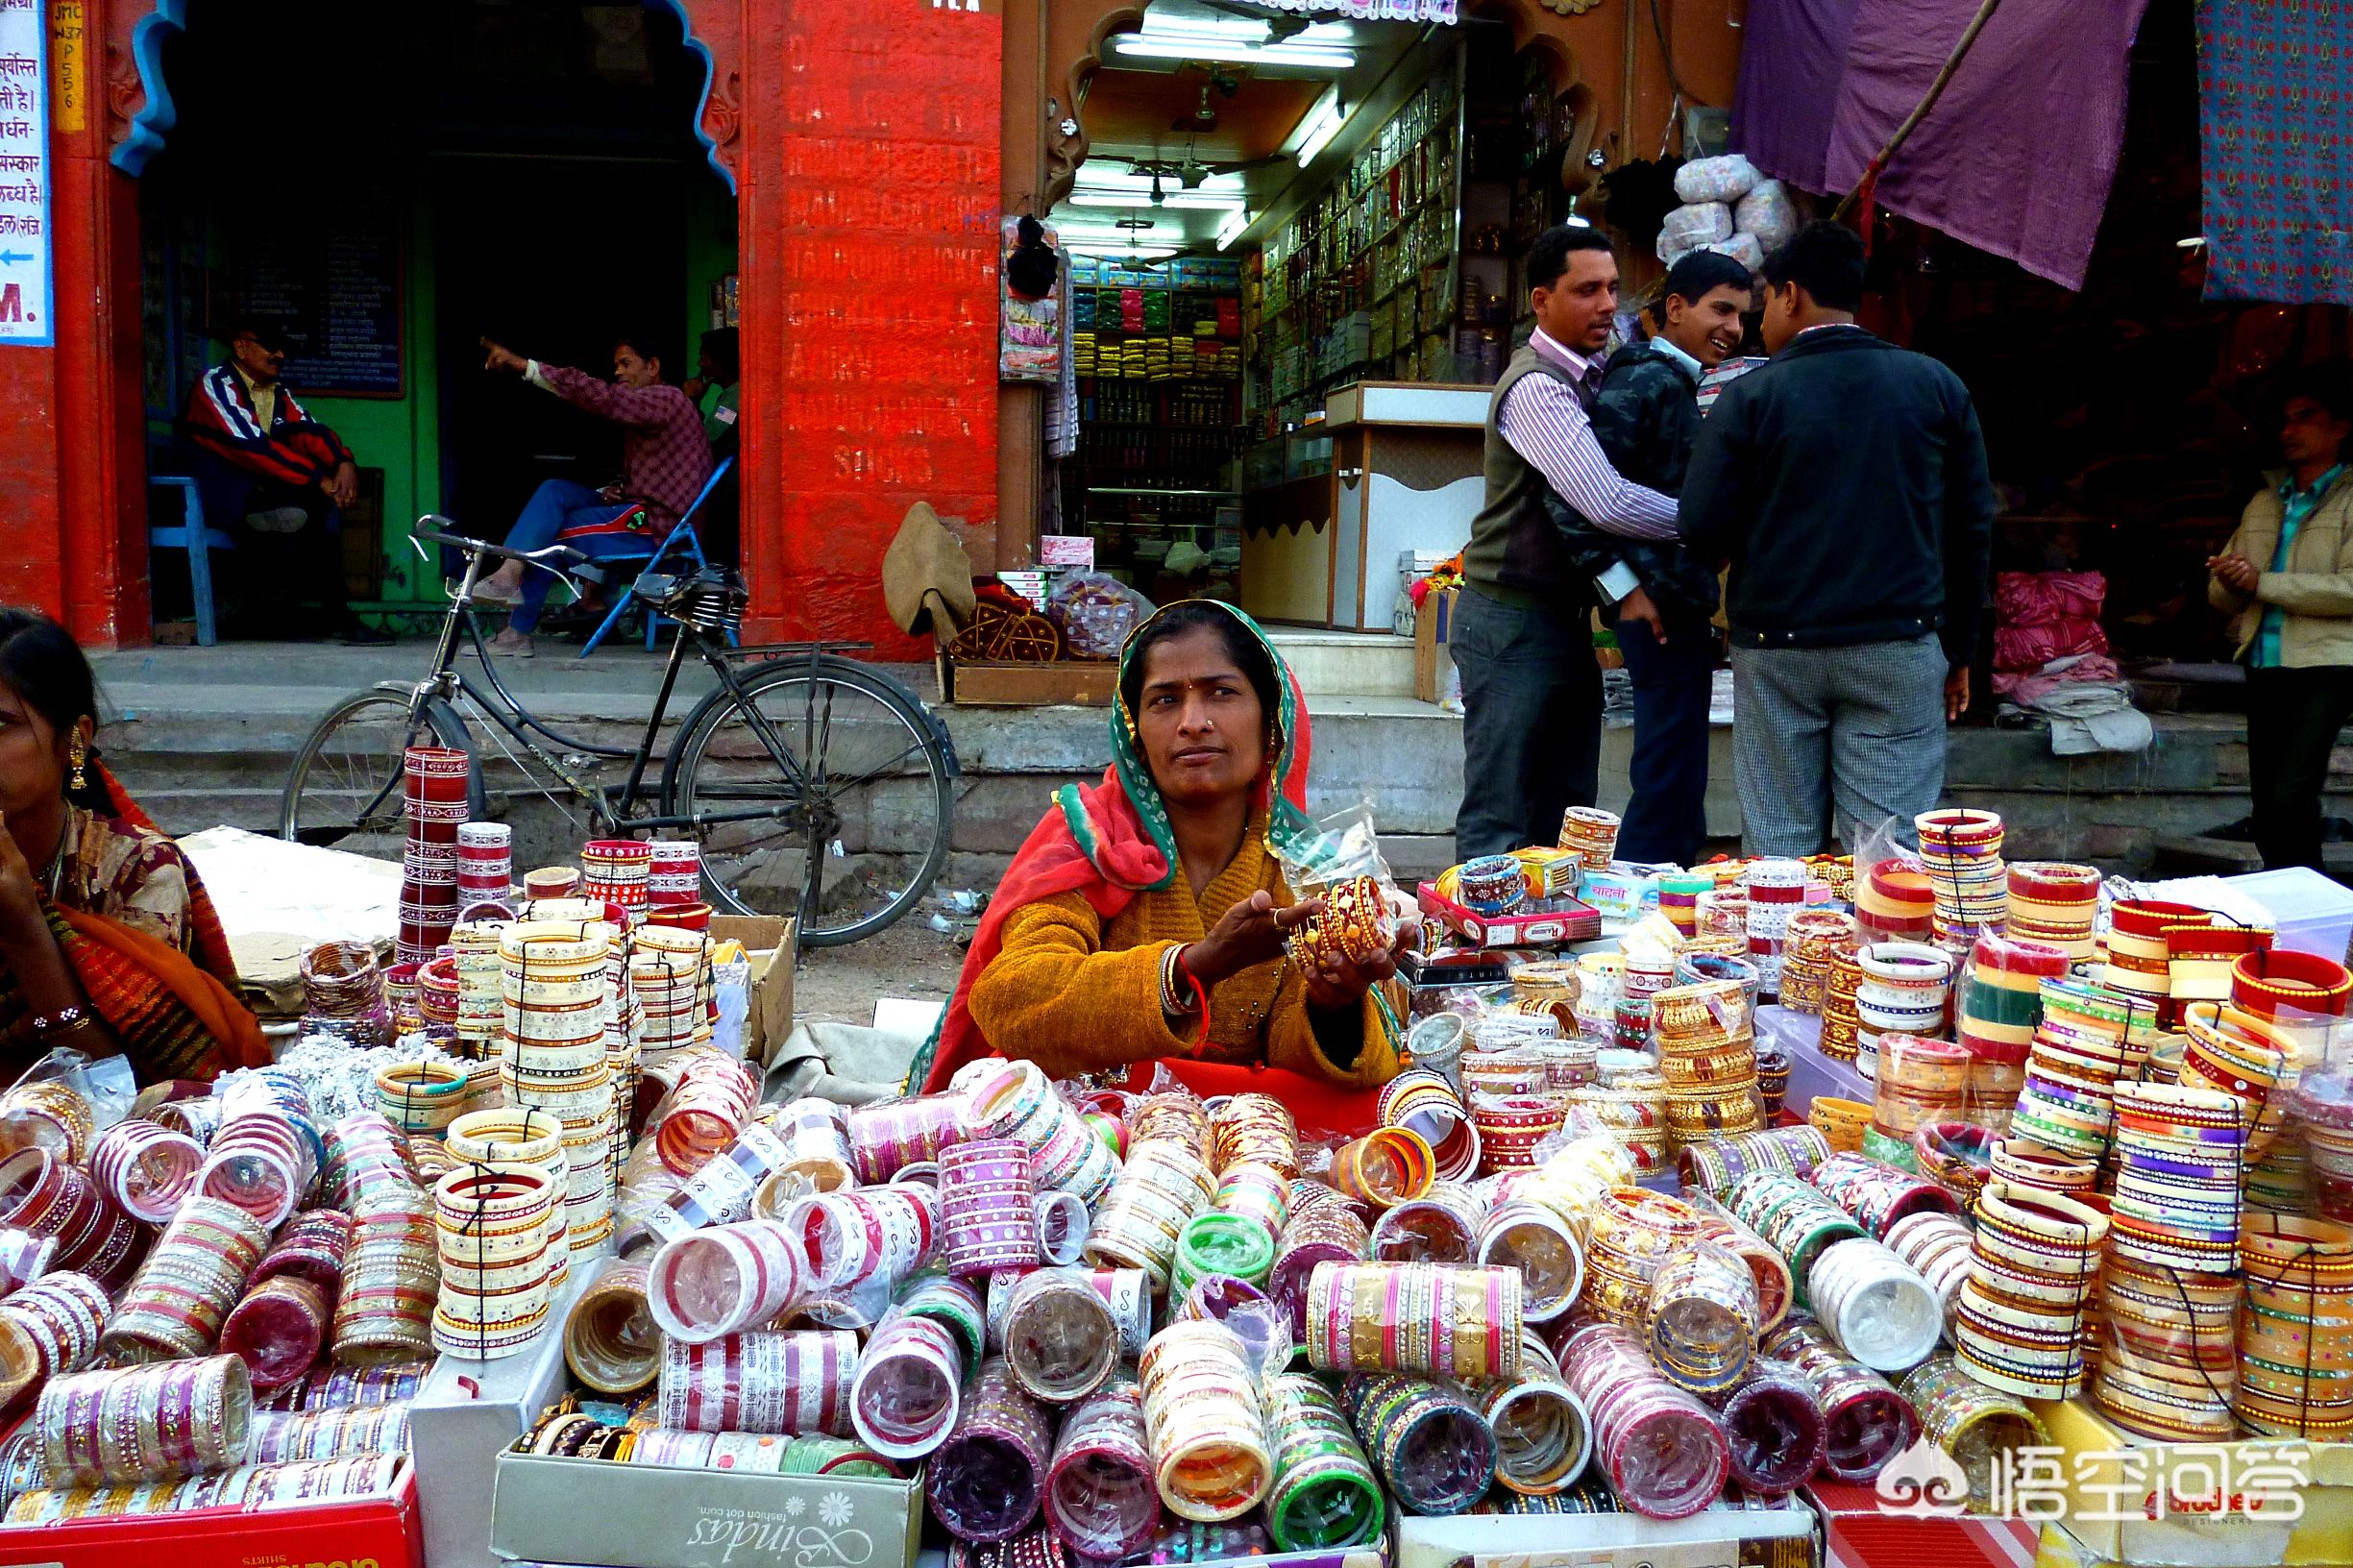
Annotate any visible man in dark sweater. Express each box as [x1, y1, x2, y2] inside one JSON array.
[[1681, 223, 1997, 856], [1453, 226, 1682, 860], [1549, 251, 1753, 866]]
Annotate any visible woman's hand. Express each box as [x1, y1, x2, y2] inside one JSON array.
[[1183, 890, 1323, 989], [0, 808, 48, 947], [1301, 922, 1409, 1012]]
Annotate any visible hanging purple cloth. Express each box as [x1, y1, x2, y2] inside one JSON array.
[[1733, 0, 2152, 291], [2199, 1, 2353, 306]]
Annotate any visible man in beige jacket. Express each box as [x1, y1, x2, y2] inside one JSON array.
[[2209, 366, 2353, 870]]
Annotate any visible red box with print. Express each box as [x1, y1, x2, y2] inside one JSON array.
[[0, 1460, 420, 1568]]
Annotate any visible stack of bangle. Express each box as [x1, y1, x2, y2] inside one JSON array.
[[1470, 1093, 1566, 1169], [850, 1307, 966, 1459], [87, 1116, 202, 1224], [0, 1080, 94, 1165], [1139, 1320, 1272, 1521], [564, 1261, 662, 1394], [1854, 858, 1934, 943], [782, 1186, 938, 1294], [37, 1354, 254, 1485], [1899, 1354, 2048, 1507], [1472, 1332, 1592, 1497], [1742, 859, 1808, 995], [1205, 1162, 1288, 1252], [2232, 948, 2353, 1080], [431, 1163, 561, 1360], [996, 1266, 1119, 1403], [1172, 1213, 1276, 1297], [1807, 1237, 1942, 1373], [1556, 1321, 1729, 1520], [1456, 855, 1530, 919], [2102, 899, 2216, 1020], [101, 1194, 270, 1361], [1854, 943, 1955, 1042], [657, 1328, 859, 1435], [331, 1187, 437, 1366], [1687, 1205, 1794, 1334], [2107, 1082, 2245, 1275], [1376, 1071, 1481, 1183], [1725, 1173, 1866, 1309], [1325, 1129, 1434, 1212], [846, 1097, 962, 1185], [1809, 1151, 1964, 1239], [983, 1267, 1150, 1366], [300, 938, 394, 1048], [1758, 1315, 1919, 1482], [217, 1272, 333, 1391], [1882, 1212, 1973, 1338], [1339, 1371, 1497, 1517], [1677, 1126, 1832, 1200], [2006, 862, 2101, 959], [1867, 1036, 1971, 1161], [1082, 1140, 1215, 1291], [2177, 1001, 2296, 1159], [1269, 1198, 1369, 1338], [2237, 1214, 2353, 1438], [1806, 1097, 1874, 1156], [2097, 1248, 2242, 1441], [0, 1272, 109, 1397], [1210, 1092, 1299, 1178], [938, 1138, 1040, 1279], [1914, 809, 2008, 946], [1044, 1371, 1163, 1557], [1822, 947, 1866, 1064], [1954, 1181, 2106, 1399], [1646, 1241, 1758, 1394], [1303, 1262, 1521, 1380], [646, 1219, 806, 1342], [250, 1405, 411, 1463], [2008, 979, 2134, 1160], [1582, 1188, 1699, 1331], [1696, 887, 1749, 943], [1908, 1121, 1998, 1209], [1777, 910, 1858, 1017], [1989, 1138, 2098, 1199], [960, 1061, 1119, 1204], [2168, 921, 2274, 1011], [200, 1070, 325, 1230], [895, 1270, 990, 1367], [1953, 935, 2069, 1127], [1556, 807, 1621, 870], [1654, 873, 1711, 939], [321, 1113, 419, 1213], [1475, 1197, 1583, 1321], [1713, 1360, 1826, 1498], [922, 1356, 1050, 1539], [1616, 951, 1677, 1053]]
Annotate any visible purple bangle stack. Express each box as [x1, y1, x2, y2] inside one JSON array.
[[1712, 1361, 1827, 1497], [1044, 1372, 1160, 1558], [926, 1355, 1051, 1542], [939, 1139, 1041, 1278], [37, 1354, 255, 1485], [848, 1098, 964, 1185]]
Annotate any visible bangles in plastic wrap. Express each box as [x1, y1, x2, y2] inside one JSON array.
[[249, 1405, 411, 1463], [331, 1188, 438, 1367], [201, 1075, 323, 1229], [1473, 1335, 1591, 1497], [2005, 862, 2099, 958], [996, 1265, 1120, 1404], [565, 1261, 662, 1394], [657, 1329, 859, 1434], [1370, 1181, 1485, 1265], [895, 1270, 988, 1366], [1712, 1360, 1825, 1497], [7, 1454, 401, 1521], [2235, 1213, 2353, 1437], [1900, 1354, 2049, 1508], [0, 1270, 109, 1406], [1882, 1211, 1973, 1339], [0, 1079, 95, 1166], [87, 1117, 202, 1224], [1759, 1315, 1919, 1482], [1954, 1181, 2106, 1400], [1339, 1371, 1495, 1516], [1807, 1236, 1941, 1374], [1270, 1197, 1369, 1336], [1725, 1172, 1865, 1309], [1139, 1320, 1272, 1522], [985, 1267, 1150, 1363], [218, 1274, 333, 1390], [1475, 1198, 1582, 1322], [1581, 1188, 1700, 1330], [1809, 1151, 1965, 1240], [1260, 1371, 1385, 1546], [430, 1163, 561, 1360], [940, 1138, 1042, 1279], [1326, 1128, 1434, 1212], [1556, 1321, 1729, 1520], [0, 1147, 145, 1290], [1044, 1371, 1162, 1557], [1646, 1241, 1758, 1395], [1083, 1139, 1215, 1290], [1676, 1126, 1830, 1198], [38, 1353, 254, 1485], [960, 1061, 1118, 1203], [101, 1193, 271, 1362], [1303, 1262, 1521, 1380], [1686, 1203, 1793, 1335], [850, 1306, 966, 1459]]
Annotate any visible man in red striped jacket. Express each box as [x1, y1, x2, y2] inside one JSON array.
[[181, 321, 390, 643]]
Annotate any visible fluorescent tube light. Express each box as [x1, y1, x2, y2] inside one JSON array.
[[1216, 208, 1252, 251], [1295, 87, 1344, 165], [1067, 193, 1247, 211], [1112, 37, 1355, 67]]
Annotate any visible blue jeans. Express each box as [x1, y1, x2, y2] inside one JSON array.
[[502, 478, 647, 632], [1613, 607, 1716, 867], [190, 451, 348, 614]]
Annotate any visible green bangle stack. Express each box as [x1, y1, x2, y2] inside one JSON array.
[[1173, 1213, 1277, 1297], [1262, 1373, 1385, 1550]]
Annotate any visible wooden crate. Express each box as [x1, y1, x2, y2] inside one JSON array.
[[942, 657, 1116, 707]]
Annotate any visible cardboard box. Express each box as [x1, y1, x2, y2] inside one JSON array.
[[943, 659, 1117, 707], [1040, 534, 1095, 569], [710, 914, 797, 1068], [2022, 1395, 2353, 1566], [1417, 881, 1603, 948], [0, 1460, 422, 1568], [490, 1452, 923, 1568], [1413, 585, 1458, 704], [1807, 1479, 2039, 1568], [1396, 1498, 1817, 1568], [412, 1266, 594, 1568]]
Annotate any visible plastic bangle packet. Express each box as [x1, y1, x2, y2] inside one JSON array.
[[656, 1328, 860, 1434], [564, 1261, 662, 1394], [1336, 1371, 1494, 1517], [218, 1274, 333, 1390], [331, 1188, 438, 1367], [1709, 1360, 1825, 1498], [786, 1185, 939, 1292], [2236, 1213, 2353, 1436], [1372, 1181, 1487, 1265], [300, 939, 394, 1047], [847, 1097, 963, 1185], [1082, 1139, 1215, 1290], [1899, 1354, 2049, 1507], [1325, 1127, 1434, 1212], [1474, 1335, 1593, 1496], [1461, 1045, 1554, 1098], [100, 1192, 270, 1361], [895, 1270, 988, 1366], [1954, 1181, 2106, 1400], [648, 1049, 756, 1178], [199, 1070, 326, 1229], [1470, 1093, 1567, 1168], [1258, 1371, 1385, 1547], [1808, 1151, 1964, 1240], [282, 1361, 428, 1412], [0, 1224, 57, 1295], [0, 1079, 95, 1164], [940, 1138, 1041, 1279], [1122, 1090, 1213, 1163], [1675, 1126, 1831, 1199], [1556, 1322, 1730, 1521], [249, 1404, 411, 1463], [2177, 1001, 2300, 1161], [1906, 1121, 1996, 1208], [1172, 1213, 1276, 1296], [1470, 1198, 1582, 1322], [1269, 1193, 1370, 1336], [1806, 1236, 1942, 1374], [1207, 1161, 1289, 1245], [38, 1353, 255, 1485], [2106, 1081, 2246, 1276], [1302, 1262, 1522, 1380], [1724, 1172, 1868, 1314], [1881, 1212, 1973, 1338], [1174, 1273, 1269, 1330], [995, 1265, 1120, 1403], [0, 1271, 109, 1396], [8, 1453, 403, 1522], [1758, 1315, 1918, 1482], [850, 1307, 965, 1459], [1139, 1318, 1274, 1522], [1577, 1187, 1698, 1330], [764, 1097, 856, 1192], [1869, 1034, 1971, 1148], [2096, 1251, 2241, 1442], [960, 1061, 1121, 1204], [1043, 1371, 1162, 1557], [1684, 1202, 1794, 1335], [925, 1355, 1051, 1540], [323, 1111, 423, 1213], [1647, 1240, 1760, 1395], [430, 1162, 562, 1361], [646, 1218, 807, 1342]]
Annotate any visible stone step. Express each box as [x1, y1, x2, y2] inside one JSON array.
[[1266, 630, 1416, 698]]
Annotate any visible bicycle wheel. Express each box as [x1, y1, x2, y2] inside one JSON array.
[[663, 656, 955, 946], [281, 687, 482, 855]]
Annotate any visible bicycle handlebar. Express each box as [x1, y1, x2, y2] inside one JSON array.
[[413, 520, 586, 570]]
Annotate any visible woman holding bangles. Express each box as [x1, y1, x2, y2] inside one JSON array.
[[914, 601, 1404, 1119], [0, 610, 264, 1082]]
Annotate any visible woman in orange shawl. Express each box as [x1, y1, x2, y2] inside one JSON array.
[[910, 600, 1406, 1131], [0, 609, 266, 1084]]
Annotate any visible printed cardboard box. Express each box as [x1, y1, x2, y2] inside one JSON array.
[[1806, 1479, 2039, 1568], [1417, 881, 1604, 948], [0, 1458, 420, 1568], [1395, 1499, 1817, 1568], [491, 1452, 924, 1568]]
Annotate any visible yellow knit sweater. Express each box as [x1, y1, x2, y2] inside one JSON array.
[[967, 817, 1401, 1089]]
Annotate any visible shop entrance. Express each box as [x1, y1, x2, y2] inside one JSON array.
[[1048, 0, 1592, 636], [132, 0, 737, 640]]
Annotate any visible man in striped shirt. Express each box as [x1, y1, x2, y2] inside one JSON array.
[[1453, 226, 1681, 860]]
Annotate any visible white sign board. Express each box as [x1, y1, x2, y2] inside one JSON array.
[[1232, 0, 1458, 21], [0, 0, 52, 347]]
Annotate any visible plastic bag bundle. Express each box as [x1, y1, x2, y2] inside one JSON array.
[[1733, 180, 1797, 253], [1673, 156, 1760, 205], [1657, 204, 1732, 263]]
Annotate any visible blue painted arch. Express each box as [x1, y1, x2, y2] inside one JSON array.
[[110, 0, 737, 193]]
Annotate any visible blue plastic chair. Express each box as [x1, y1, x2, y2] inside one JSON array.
[[148, 477, 235, 647], [577, 457, 737, 656]]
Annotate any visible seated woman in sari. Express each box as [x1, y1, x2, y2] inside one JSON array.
[[917, 600, 1404, 1122], [0, 609, 265, 1084]]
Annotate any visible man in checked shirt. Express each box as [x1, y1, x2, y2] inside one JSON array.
[[1453, 225, 1682, 860]]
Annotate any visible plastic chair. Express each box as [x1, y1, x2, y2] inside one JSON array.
[[577, 456, 738, 657], [148, 477, 235, 647]]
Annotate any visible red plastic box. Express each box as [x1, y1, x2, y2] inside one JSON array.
[[1417, 881, 1603, 948]]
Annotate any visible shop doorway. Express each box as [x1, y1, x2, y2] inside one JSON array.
[[133, 0, 737, 640]]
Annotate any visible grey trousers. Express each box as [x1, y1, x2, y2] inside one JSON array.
[[1452, 587, 1602, 861], [1729, 634, 1948, 857]]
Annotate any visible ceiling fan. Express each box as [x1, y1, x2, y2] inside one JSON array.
[[1109, 144, 1290, 192]]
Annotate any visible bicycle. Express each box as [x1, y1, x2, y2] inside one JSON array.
[[279, 521, 959, 946]]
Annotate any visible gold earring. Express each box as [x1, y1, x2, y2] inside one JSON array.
[[68, 737, 86, 793]]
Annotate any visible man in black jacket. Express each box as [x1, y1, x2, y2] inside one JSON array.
[[1681, 222, 1997, 856], [1548, 251, 1752, 865]]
